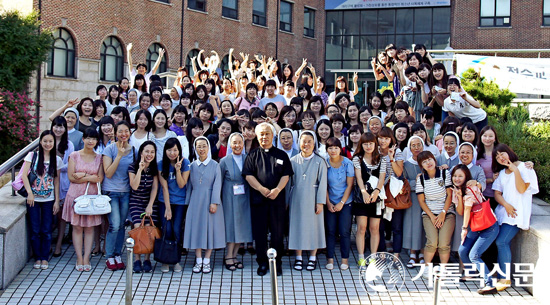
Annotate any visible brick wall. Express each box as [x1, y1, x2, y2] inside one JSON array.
[[29, 0, 326, 131], [451, 0, 550, 58]]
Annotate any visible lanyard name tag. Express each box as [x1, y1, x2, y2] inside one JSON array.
[[233, 184, 245, 195]]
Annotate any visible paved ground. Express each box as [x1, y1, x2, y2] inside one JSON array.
[[0, 231, 542, 305]]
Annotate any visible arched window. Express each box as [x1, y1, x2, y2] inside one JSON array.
[[147, 43, 167, 86], [47, 28, 76, 78], [100, 36, 124, 82], [220, 54, 230, 78], [185, 49, 202, 78]]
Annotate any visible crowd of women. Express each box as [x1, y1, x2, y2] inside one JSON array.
[[18, 44, 538, 295]]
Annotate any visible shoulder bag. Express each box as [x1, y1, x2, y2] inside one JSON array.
[[13, 152, 38, 198], [74, 182, 112, 215], [384, 177, 412, 210], [468, 186, 497, 232], [129, 215, 161, 254]]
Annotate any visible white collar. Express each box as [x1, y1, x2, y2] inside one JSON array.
[[302, 153, 314, 160], [196, 157, 211, 166], [466, 162, 474, 169], [407, 157, 418, 165], [443, 150, 458, 161], [68, 128, 77, 134]]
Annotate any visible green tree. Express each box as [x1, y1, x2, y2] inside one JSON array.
[[0, 10, 52, 92], [460, 68, 516, 108]]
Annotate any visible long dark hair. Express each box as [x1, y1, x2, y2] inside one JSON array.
[[133, 74, 147, 92], [428, 62, 449, 89], [393, 122, 410, 151], [161, 138, 183, 180], [186, 117, 204, 161], [277, 105, 300, 130], [152, 109, 169, 131], [36, 130, 57, 177], [132, 140, 158, 175], [451, 164, 472, 196], [477, 125, 499, 160], [353, 132, 381, 165], [492, 143, 519, 173], [51, 116, 69, 155], [107, 85, 121, 106], [97, 116, 115, 147]]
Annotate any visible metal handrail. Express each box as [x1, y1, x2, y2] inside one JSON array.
[[0, 139, 39, 177], [0, 138, 39, 196]]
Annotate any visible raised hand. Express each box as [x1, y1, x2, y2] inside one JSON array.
[[127, 43, 133, 51], [353, 72, 358, 82], [452, 186, 462, 198], [159, 48, 165, 57], [116, 141, 126, 156], [139, 156, 147, 171], [420, 114, 427, 126], [388, 144, 397, 160], [175, 156, 183, 171], [66, 98, 79, 108]]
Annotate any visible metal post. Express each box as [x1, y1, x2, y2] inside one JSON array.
[[125, 238, 135, 305], [433, 272, 441, 305], [11, 167, 16, 196], [267, 248, 279, 305]]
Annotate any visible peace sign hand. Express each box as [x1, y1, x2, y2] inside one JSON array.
[[116, 141, 126, 156], [66, 98, 79, 108], [452, 186, 462, 197], [388, 144, 397, 159], [174, 156, 183, 171], [139, 156, 147, 171], [420, 114, 427, 126], [353, 72, 358, 82]]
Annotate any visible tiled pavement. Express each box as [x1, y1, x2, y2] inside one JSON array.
[[0, 235, 542, 305]]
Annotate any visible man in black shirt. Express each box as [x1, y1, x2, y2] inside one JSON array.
[[243, 123, 293, 276]]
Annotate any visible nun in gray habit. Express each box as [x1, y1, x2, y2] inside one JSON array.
[[288, 130, 328, 271], [220, 133, 253, 271], [183, 136, 225, 274]]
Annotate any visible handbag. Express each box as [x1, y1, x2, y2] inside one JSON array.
[[13, 152, 38, 197], [129, 215, 161, 254], [74, 182, 112, 215], [384, 178, 412, 210], [468, 186, 497, 232], [154, 221, 181, 264]]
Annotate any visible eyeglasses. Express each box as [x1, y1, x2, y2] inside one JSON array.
[[302, 119, 315, 123]]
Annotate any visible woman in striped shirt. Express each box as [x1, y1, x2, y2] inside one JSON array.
[[416, 151, 455, 278]]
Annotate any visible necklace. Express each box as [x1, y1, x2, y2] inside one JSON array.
[[197, 163, 207, 184]]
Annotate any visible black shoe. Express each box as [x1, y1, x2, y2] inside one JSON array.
[[238, 247, 246, 255], [477, 286, 498, 295], [181, 248, 188, 256], [52, 251, 62, 257], [142, 260, 152, 273], [257, 265, 268, 276], [133, 260, 142, 273], [247, 246, 256, 255], [277, 265, 282, 276]]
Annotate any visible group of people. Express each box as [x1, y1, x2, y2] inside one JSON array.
[[19, 44, 538, 296]]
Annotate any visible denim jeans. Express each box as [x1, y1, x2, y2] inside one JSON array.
[[324, 203, 352, 259], [495, 223, 520, 279], [459, 222, 500, 287], [105, 191, 130, 257], [158, 203, 188, 247], [391, 209, 405, 254], [27, 200, 55, 261]]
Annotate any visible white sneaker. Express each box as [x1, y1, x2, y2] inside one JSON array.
[[173, 263, 182, 273], [161, 264, 169, 273]]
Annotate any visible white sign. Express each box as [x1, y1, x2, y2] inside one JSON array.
[[325, 0, 451, 10], [456, 54, 550, 95]]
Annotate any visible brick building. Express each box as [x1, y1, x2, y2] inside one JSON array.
[[12, 0, 326, 130]]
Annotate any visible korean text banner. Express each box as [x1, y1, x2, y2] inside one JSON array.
[[325, 0, 450, 10], [456, 54, 550, 96]]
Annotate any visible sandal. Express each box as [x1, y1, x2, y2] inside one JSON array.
[[83, 265, 91, 272], [232, 258, 244, 269], [224, 258, 236, 271], [306, 260, 317, 271], [75, 264, 84, 272], [34, 262, 41, 269], [293, 260, 303, 271], [202, 263, 211, 274], [192, 263, 202, 273], [406, 258, 416, 268]]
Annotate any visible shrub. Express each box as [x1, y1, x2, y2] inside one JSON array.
[[0, 91, 38, 163], [0, 10, 52, 92], [461, 68, 516, 108]]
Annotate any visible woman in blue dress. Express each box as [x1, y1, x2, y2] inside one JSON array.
[[183, 136, 225, 274], [220, 133, 253, 271]]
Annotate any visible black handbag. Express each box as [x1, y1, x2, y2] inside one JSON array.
[[153, 221, 181, 265]]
